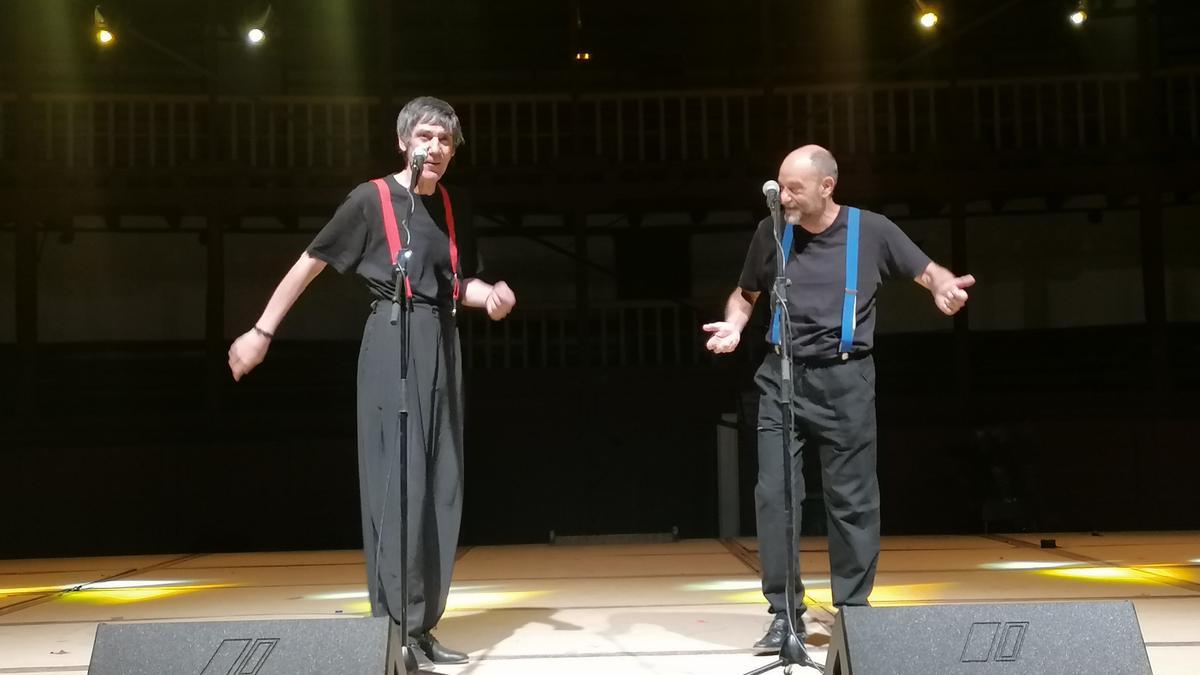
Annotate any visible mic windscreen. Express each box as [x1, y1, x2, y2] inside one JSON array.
[[762, 180, 780, 197]]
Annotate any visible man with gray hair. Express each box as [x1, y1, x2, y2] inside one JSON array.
[[703, 144, 973, 652], [229, 96, 516, 665]]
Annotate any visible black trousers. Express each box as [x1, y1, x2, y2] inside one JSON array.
[[356, 301, 464, 638], [753, 351, 880, 615]]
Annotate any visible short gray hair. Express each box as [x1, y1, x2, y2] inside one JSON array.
[[809, 147, 838, 183], [395, 96, 465, 147]]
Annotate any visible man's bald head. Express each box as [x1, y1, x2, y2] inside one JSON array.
[[777, 145, 839, 225], [780, 145, 838, 184]]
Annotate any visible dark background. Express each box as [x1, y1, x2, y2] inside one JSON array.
[[2, 0, 1198, 558]]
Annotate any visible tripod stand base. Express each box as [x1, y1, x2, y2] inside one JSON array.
[[396, 644, 419, 674], [743, 633, 821, 675], [388, 622, 420, 674]]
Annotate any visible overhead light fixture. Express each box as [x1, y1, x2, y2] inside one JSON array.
[[246, 4, 271, 45], [94, 5, 115, 46], [1069, 1, 1088, 27], [572, 1, 590, 63], [915, 1, 939, 30]]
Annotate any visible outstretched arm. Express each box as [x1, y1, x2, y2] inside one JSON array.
[[228, 252, 327, 381], [916, 262, 975, 316], [702, 287, 760, 353]]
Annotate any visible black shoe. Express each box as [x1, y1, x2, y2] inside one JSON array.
[[414, 632, 469, 664], [753, 613, 806, 654]]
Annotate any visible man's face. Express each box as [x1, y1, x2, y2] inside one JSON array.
[[778, 160, 829, 223], [400, 122, 456, 182]]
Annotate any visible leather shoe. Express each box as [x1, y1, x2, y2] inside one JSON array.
[[414, 632, 469, 664], [753, 613, 806, 654]]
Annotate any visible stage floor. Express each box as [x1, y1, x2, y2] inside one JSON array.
[[2, 532, 1198, 674]]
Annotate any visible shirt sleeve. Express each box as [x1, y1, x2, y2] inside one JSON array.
[[737, 218, 773, 293], [307, 183, 373, 274], [877, 215, 931, 281]]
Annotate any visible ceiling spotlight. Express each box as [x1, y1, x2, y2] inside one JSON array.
[[914, 2, 939, 30], [1069, 2, 1088, 26], [246, 4, 271, 45], [94, 6, 115, 46]]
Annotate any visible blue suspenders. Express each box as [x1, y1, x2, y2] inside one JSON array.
[[839, 207, 861, 356], [769, 223, 796, 346], [770, 207, 861, 358]]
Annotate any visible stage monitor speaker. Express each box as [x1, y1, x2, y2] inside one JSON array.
[[823, 601, 1152, 675], [88, 617, 399, 675]]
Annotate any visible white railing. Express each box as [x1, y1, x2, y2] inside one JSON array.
[[25, 93, 376, 169], [776, 82, 948, 155], [10, 70, 1199, 170], [961, 73, 1137, 151], [460, 301, 707, 369]]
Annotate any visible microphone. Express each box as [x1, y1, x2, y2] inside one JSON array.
[[762, 180, 780, 210], [410, 146, 428, 174]]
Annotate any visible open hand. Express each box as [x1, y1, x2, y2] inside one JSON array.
[[702, 322, 741, 354]]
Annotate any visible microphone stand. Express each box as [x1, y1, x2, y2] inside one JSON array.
[[742, 190, 819, 675], [377, 160, 420, 675]]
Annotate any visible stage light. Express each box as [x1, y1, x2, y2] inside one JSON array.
[[724, 577, 831, 605], [1069, 2, 1088, 27], [914, 1, 939, 30], [1, 579, 200, 599], [246, 4, 271, 45], [1140, 565, 1199, 583], [308, 590, 370, 601], [1, 583, 72, 597], [446, 587, 547, 610], [682, 579, 763, 592], [52, 579, 231, 605], [981, 560, 1084, 571], [803, 581, 953, 606], [1039, 567, 1160, 584], [575, 51, 592, 61], [305, 583, 545, 612], [65, 587, 191, 603], [85, 579, 192, 589], [94, 5, 115, 46]]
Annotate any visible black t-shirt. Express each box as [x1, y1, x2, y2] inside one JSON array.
[[307, 176, 479, 305], [738, 206, 930, 359]]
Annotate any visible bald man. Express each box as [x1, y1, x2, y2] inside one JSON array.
[[703, 145, 974, 652]]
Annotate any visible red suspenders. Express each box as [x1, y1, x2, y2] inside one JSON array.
[[370, 178, 461, 310]]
